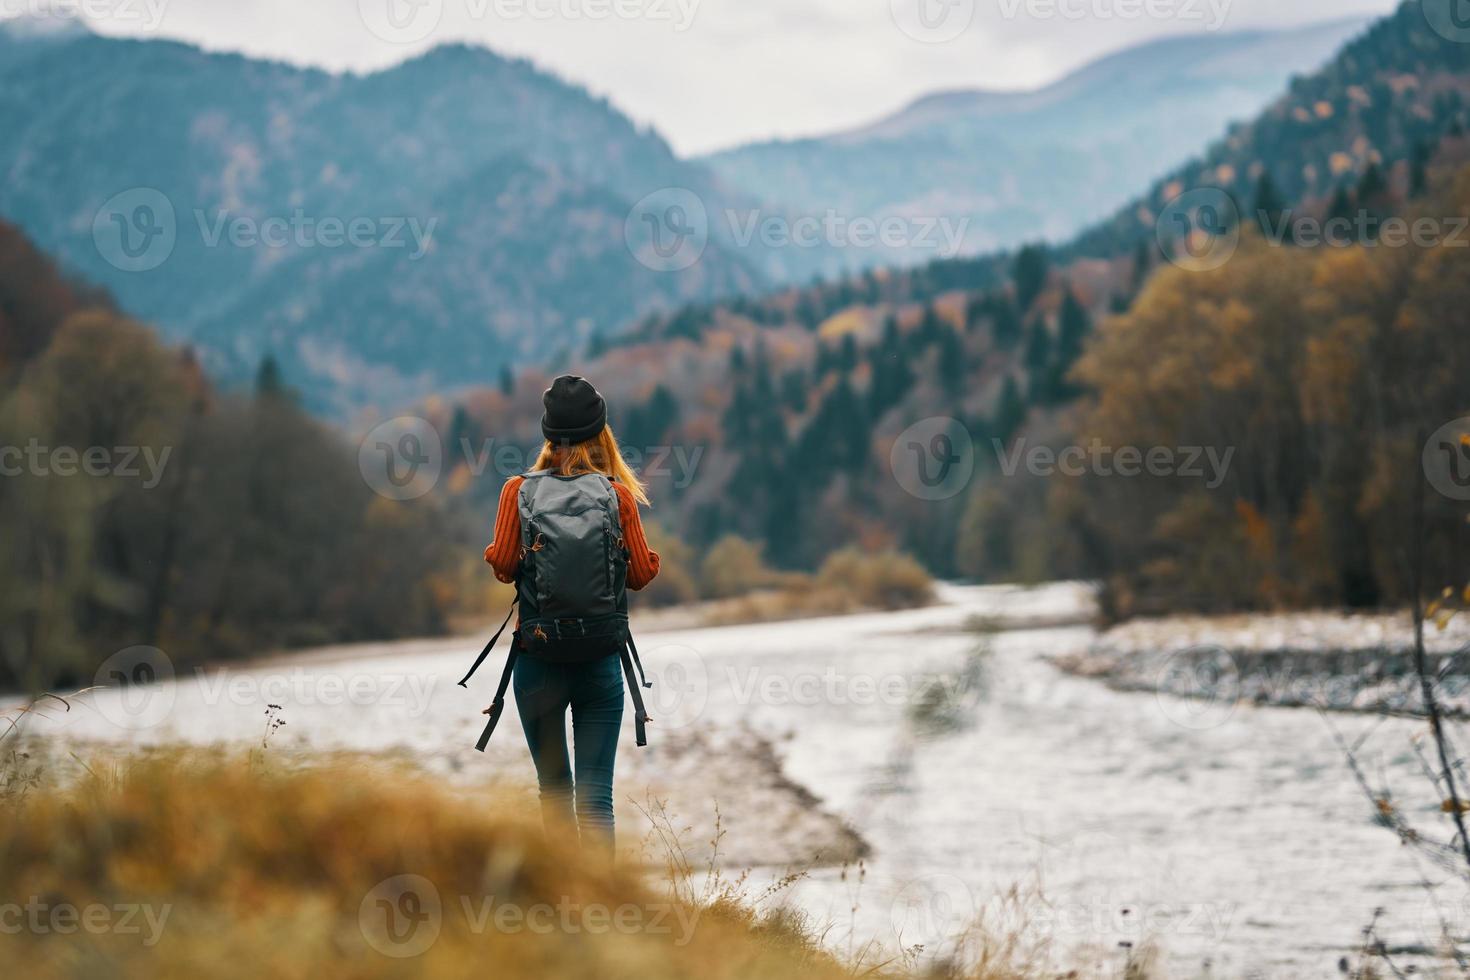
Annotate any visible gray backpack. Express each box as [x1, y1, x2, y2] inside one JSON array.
[[460, 472, 652, 750]]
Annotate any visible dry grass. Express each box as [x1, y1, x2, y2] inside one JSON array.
[[0, 747, 1157, 979], [703, 549, 936, 628], [0, 750, 863, 979]]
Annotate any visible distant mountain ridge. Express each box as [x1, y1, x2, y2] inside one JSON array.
[[0, 20, 766, 415], [701, 17, 1374, 267]]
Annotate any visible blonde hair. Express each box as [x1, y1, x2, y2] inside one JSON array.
[[531, 425, 650, 505]]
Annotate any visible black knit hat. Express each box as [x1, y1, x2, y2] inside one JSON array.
[[541, 375, 607, 445]]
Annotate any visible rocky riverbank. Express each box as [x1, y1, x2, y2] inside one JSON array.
[[1053, 609, 1470, 717]]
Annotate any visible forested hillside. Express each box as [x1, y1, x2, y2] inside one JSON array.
[[442, 0, 1470, 616], [0, 219, 460, 691]]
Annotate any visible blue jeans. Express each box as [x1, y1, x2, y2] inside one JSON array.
[[513, 652, 624, 858]]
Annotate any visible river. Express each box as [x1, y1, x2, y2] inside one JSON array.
[[17, 583, 1456, 978]]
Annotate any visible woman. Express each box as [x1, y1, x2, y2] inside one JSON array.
[[484, 375, 660, 858]]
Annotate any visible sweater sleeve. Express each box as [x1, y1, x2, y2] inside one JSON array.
[[483, 476, 524, 584], [613, 482, 661, 591]]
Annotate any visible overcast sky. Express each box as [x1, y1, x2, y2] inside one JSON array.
[[63, 0, 1401, 155]]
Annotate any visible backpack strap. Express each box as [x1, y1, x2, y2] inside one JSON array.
[[619, 642, 651, 748], [626, 630, 652, 691], [474, 636, 520, 752], [456, 597, 518, 688]]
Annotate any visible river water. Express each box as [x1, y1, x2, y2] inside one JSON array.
[[17, 583, 1460, 978]]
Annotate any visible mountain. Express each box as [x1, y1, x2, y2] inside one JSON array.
[[1068, 0, 1470, 260], [700, 17, 1373, 271], [0, 20, 768, 415], [443, 1, 1470, 592]]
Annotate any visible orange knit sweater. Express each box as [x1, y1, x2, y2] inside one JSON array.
[[483, 475, 661, 591]]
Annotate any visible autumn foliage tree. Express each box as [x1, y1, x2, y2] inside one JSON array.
[[1064, 169, 1470, 615]]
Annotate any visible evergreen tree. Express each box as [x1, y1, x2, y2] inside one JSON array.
[[255, 354, 283, 399], [992, 375, 1026, 447], [1056, 291, 1090, 366], [917, 304, 945, 348], [1130, 240, 1152, 295], [1013, 244, 1049, 312], [1410, 139, 1432, 198], [1049, 291, 1091, 401], [937, 326, 965, 397], [838, 333, 859, 374], [992, 295, 1023, 351], [867, 317, 914, 419], [1023, 320, 1053, 402], [1356, 162, 1387, 203], [965, 294, 988, 333], [1252, 172, 1290, 243], [1326, 186, 1357, 228], [1356, 164, 1389, 241], [634, 385, 680, 445], [498, 364, 515, 396], [781, 369, 808, 413], [447, 405, 474, 458], [795, 294, 821, 330]]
